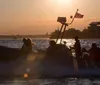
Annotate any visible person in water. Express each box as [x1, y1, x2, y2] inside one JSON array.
[[82, 48, 90, 68], [27, 38, 33, 53], [20, 38, 28, 55], [70, 36, 82, 59], [70, 36, 82, 67], [88, 43, 100, 67], [20, 38, 33, 56], [74, 36, 82, 60]]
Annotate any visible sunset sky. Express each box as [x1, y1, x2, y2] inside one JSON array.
[[0, 0, 100, 35]]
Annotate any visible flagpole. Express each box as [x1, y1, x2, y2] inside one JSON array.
[[56, 24, 64, 43], [60, 24, 67, 44], [56, 9, 80, 44], [68, 9, 79, 25]]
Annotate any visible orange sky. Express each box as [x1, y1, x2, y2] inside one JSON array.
[[0, 0, 100, 35]]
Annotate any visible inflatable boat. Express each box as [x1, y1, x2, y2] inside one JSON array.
[[0, 45, 100, 79]]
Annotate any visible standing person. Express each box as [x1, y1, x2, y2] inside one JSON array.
[[72, 36, 82, 68], [74, 36, 82, 60], [27, 38, 33, 53], [70, 36, 82, 68]]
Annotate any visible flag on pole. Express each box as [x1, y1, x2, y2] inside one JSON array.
[[74, 12, 84, 18], [70, 12, 84, 19], [69, 9, 84, 25]]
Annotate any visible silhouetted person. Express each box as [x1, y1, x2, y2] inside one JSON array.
[[74, 36, 82, 60], [63, 41, 67, 46], [88, 43, 100, 67], [70, 36, 82, 68], [62, 43, 72, 56], [82, 48, 90, 68], [82, 48, 89, 60], [20, 38, 28, 55], [46, 40, 57, 56], [20, 38, 33, 56], [27, 38, 33, 53]]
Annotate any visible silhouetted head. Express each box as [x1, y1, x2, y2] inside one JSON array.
[[27, 38, 32, 45], [23, 38, 27, 44], [92, 43, 97, 48], [63, 41, 67, 45], [75, 36, 79, 41], [49, 40, 56, 46]]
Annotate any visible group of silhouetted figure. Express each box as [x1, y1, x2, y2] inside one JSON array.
[[82, 43, 100, 68], [46, 36, 100, 68], [20, 36, 100, 68]]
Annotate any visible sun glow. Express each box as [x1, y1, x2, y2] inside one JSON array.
[[56, 0, 72, 6]]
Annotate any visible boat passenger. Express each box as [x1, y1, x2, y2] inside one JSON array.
[[70, 36, 82, 64], [20, 38, 28, 55], [27, 38, 33, 53], [20, 38, 33, 56], [46, 40, 57, 56], [74, 36, 82, 60], [70, 36, 82, 67]]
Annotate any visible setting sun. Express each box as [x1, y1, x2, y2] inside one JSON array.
[[56, 0, 72, 6]]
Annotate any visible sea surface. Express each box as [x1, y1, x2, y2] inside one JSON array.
[[0, 38, 100, 50], [0, 38, 100, 85]]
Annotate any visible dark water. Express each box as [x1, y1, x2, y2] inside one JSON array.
[[1, 78, 100, 85]]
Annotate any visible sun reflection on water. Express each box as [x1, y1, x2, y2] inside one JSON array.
[[52, 39, 75, 48]]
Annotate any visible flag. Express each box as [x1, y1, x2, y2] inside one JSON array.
[[74, 12, 84, 18]]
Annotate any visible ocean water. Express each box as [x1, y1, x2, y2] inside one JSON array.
[[0, 38, 100, 50], [0, 38, 100, 85]]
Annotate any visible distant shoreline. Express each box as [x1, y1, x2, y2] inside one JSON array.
[[0, 35, 100, 39], [0, 35, 49, 39]]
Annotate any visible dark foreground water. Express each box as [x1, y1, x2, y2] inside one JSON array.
[[1, 78, 100, 85]]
